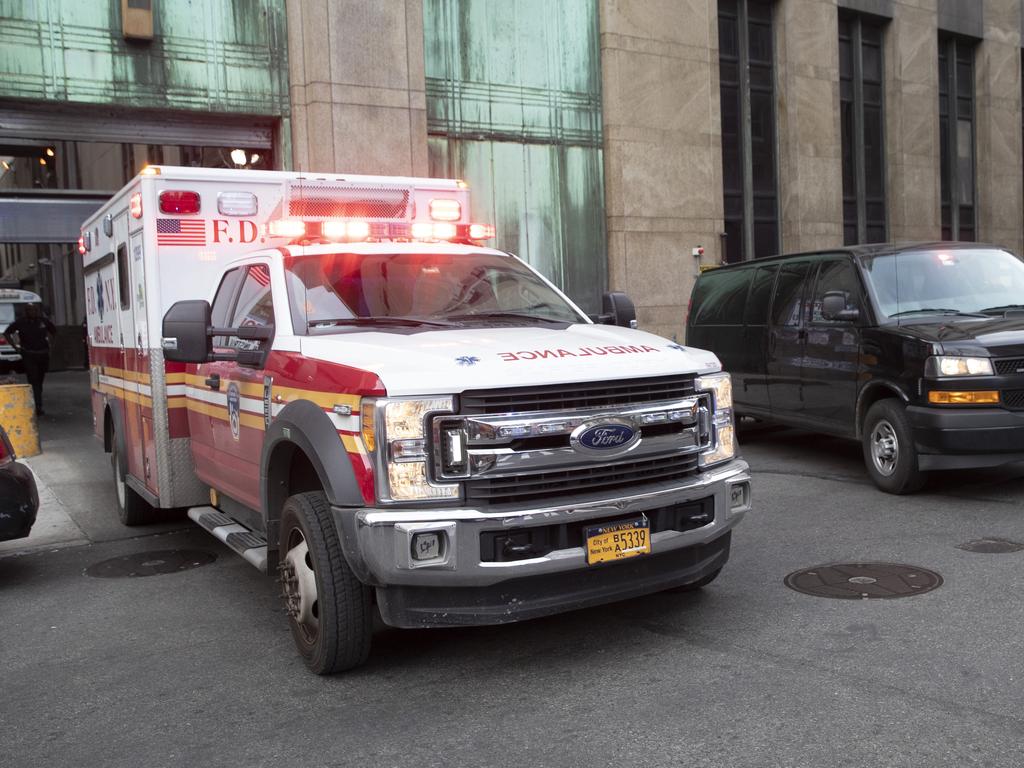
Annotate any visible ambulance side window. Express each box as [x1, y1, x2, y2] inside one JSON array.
[[116, 244, 130, 310], [227, 264, 274, 351], [211, 267, 245, 349]]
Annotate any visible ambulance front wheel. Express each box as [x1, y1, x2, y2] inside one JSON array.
[[278, 491, 372, 674], [110, 429, 158, 526]]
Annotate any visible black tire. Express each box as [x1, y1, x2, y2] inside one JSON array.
[[278, 491, 372, 674], [862, 399, 926, 494], [667, 567, 722, 593], [110, 428, 158, 525]]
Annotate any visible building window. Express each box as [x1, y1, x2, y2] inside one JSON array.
[[939, 36, 976, 241], [718, 0, 779, 263], [839, 14, 886, 245]]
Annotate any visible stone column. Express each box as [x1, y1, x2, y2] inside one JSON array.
[[886, 1, 941, 242], [285, 0, 429, 175], [974, 0, 1023, 254], [599, 0, 723, 341], [774, 0, 844, 252]]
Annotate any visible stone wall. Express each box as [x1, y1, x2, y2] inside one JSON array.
[[286, 0, 428, 175], [974, 0, 1023, 255], [599, 0, 723, 341]]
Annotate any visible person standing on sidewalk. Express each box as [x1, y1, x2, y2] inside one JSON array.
[[4, 304, 56, 416]]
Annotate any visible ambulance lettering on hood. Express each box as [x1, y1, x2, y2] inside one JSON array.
[[299, 326, 723, 397], [498, 345, 661, 362]]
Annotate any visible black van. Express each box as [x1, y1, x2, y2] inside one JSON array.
[[686, 242, 1024, 493]]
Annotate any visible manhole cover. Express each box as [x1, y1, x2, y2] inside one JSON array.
[[85, 549, 216, 579], [956, 538, 1024, 554], [784, 562, 942, 600]]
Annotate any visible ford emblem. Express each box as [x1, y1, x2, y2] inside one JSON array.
[[571, 419, 640, 457]]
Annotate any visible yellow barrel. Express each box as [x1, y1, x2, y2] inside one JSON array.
[[0, 384, 40, 458]]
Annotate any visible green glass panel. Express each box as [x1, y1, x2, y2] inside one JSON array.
[[424, 0, 606, 313], [0, 0, 288, 116]]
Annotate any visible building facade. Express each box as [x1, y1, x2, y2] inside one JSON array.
[[0, 0, 290, 367], [3, 0, 1024, 357]]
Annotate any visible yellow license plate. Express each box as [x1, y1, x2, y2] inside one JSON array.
[[585, 517, 651, 565]]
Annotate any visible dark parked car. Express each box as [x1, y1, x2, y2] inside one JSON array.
[[687, 242, 1024, 493], [0, 424, 39, 541]]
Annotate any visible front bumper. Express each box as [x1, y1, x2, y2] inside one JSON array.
[[907, 406, 1024, 470], [332, 459, 751, 627]]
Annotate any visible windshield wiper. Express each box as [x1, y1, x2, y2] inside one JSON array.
[[978, 304, 1024, 315], [308, 316, 453, 328], [446, 311, 567, 324], [890, 308, 988, 318]]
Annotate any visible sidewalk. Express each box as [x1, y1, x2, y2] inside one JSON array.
[[0, 370, 187, 557]]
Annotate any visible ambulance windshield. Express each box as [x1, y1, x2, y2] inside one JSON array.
[[286, 251, 586, 329]]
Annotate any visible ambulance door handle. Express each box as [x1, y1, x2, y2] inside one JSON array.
[[205, 374, 221, 391]]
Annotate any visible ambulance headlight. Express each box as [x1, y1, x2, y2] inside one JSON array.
[[696, 372, 736, 468], [363, 397, 460, 502]]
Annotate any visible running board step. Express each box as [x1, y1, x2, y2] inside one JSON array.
[[188, 506, 267, 573]]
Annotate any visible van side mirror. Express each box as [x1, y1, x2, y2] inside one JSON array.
[[821, 291, 860, 322], [162, 300, 212, 362], [600, 291, 638, 329]]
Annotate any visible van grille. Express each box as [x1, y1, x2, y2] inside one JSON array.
[[459, 375, 697, 415], [995, 358, 1024, 376], [1003, 390, 1024, 409], [464, 454, 700, 506]]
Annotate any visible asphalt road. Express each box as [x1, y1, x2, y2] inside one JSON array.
[[3, 373, 1024, 767]]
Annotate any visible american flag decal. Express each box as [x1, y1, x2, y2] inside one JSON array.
[[156, 218, 206, 246], [250, 264, 271, 286]]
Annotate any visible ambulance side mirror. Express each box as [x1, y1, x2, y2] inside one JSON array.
[[162, 300, 212, 363], [597, 291, 638, 329]]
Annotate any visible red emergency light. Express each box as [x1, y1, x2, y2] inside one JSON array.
[[159, 190, 201, 215], [77, 235, 87, 255], [468, 223, 496, 240], [130, 193, 143, 219]]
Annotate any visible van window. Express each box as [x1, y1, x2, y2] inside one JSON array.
[[810, 258, 863, 324], [231, 265, 275, 330], [690, 268, 753, 325], [116, 244, 130, 310], [743, 265, 778, 325], [226, 264, 275, 352], [770, 261, 812, 327], [210, 267, 245, 349]]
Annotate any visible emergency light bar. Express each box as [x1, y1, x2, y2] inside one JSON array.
[[266, 219, 495, 244]]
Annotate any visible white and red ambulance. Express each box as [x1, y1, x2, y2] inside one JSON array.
[[82, 166, 751, 674]]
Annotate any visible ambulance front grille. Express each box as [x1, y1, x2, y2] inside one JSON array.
[[464, 454, 700, 506], [458, 374, 697, 416], [287, 184, 410, 219]]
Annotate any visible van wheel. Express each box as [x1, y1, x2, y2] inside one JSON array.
[[667, 567, 722, 593], [278, 492, 372, 674], [862, 400, 925, 494], [110, 430, 158, 525]]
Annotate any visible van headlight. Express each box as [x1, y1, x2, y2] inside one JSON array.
[[361, 397, 460, 502], [696, 372, 735, 467], [925, 356, 993, 377]]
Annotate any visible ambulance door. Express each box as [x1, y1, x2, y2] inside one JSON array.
[[113, 215, 146, 486], [216, 263, 275, 512], [188, 265, 268, 510]]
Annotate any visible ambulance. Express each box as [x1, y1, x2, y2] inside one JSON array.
[[82, 166, 752, 674]]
